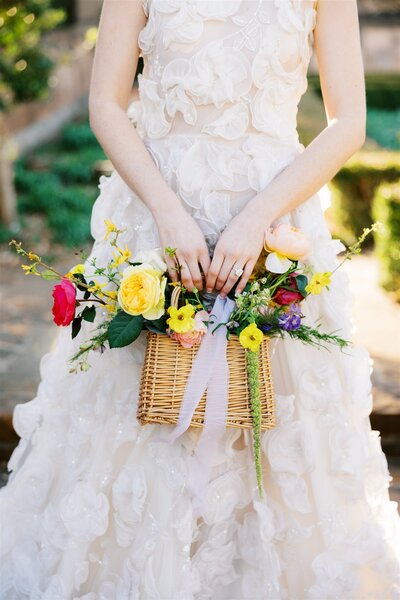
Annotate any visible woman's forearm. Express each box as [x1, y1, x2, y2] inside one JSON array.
[[89, 99, 181, 219], [248, 115, 366, 225]]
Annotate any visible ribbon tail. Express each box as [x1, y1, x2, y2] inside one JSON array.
[[188, 297, 235, 517], [150, 295, 230, 446]]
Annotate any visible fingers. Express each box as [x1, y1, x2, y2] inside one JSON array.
[[219, 259, 247, 297], [235, 260, 255, 295], [176, 252, 195, 292], [164, 254, 178, 282], [199, 248, 211, 283], [205, 252, 224, 292], [186, 256, 204, 291]]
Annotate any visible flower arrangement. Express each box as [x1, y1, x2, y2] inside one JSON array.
[[9, 221, 378, 498]]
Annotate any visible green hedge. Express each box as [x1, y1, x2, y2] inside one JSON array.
[[13, 119, 106, 247], [328, 151, 400, 246], [372, 183, 400, 300], [366, 108, 400, 151]]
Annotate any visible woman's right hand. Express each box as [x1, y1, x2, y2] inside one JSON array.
[[154, 205, 211, 292]]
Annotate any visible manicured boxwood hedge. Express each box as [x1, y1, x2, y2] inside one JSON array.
[[372, 182, 400, 300], [328, 151, 400, 246]]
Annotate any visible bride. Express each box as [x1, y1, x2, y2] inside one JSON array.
[[1, 0, 400, 598]]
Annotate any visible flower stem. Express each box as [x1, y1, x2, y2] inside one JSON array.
[[246, 348, 263, 499]]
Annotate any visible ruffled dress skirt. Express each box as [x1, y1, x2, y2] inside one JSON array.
[[1, 135, 400, 600]]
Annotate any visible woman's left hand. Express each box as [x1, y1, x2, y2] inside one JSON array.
[[205, 206, 270, 297]]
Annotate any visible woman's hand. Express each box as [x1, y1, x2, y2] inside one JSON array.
[[205, 206, 269, 297], [154, 205, 211, 292]]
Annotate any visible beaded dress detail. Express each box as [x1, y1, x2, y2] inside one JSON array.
[[1, 1, 399, 598]]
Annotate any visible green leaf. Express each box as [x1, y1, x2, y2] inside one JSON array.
[[295, 274, 308, 297], [81, 305, 96, 322], [40, 269, 60, 281], [107, 312, 144, 348], [145, 316, 167, 334], [71, 272, 88, 292], [71, 316, 82, 339]]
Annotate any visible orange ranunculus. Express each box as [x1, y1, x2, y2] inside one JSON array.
[[169, 310, 209, 348], [264, 223, 311, 261]]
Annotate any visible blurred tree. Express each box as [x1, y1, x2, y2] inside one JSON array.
[[0, 0, 65, 227]]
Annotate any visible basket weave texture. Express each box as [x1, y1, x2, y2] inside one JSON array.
[[137, 331, 275, 430]]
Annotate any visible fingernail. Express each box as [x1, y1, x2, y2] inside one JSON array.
[[206, 287, 212, 293], [220, 292, 226, 298]]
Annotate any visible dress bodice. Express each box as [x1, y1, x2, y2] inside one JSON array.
[[133, 0, 317, 143], [115, 1, 319, 268]]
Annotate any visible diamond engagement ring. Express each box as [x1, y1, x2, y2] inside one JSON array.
[[232, 267, 244, 277]]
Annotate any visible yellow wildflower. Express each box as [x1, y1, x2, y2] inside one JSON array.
[[21, 264, 38, 275], [28, 251, 40, 261], [167, 305, 196, 333], [65, 263, 85, 279], [87, 281, 108, 296], [305, 272, 332, 295], [103, 219, 118, 240], [239, 323, 263, 353], [111, 244, 132, 268]]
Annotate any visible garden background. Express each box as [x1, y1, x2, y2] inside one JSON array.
[[0, 0, 399, 502]]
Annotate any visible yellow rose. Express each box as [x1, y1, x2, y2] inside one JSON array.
[[118, 263, 167, 320]]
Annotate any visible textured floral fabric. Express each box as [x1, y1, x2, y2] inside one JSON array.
[[1, 1, 400, 599]]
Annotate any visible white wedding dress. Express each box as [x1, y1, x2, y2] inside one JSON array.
[[1, 1, 400, 598]]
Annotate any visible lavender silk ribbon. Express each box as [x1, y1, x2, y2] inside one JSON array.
[[151, 294, 235, 517]]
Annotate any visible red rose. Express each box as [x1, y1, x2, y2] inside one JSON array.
[[51, 277, 77, 326], [273, 288, 303, 305], [273, 275, 303, 305]]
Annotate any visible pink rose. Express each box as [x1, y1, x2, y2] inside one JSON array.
[[169, 310, 209, 348], [51, 277, 77, 326], [264, 223, 311, 260]]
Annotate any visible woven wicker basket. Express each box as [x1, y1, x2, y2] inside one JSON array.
[[137, 330, 275, 430]]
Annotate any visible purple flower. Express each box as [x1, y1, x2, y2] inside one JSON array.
[[278, 303, 302, 331], [261, 323, 273, 332]]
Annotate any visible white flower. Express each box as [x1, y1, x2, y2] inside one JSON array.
[[265, 251, 293, 273], [130, 247, 168, 273]]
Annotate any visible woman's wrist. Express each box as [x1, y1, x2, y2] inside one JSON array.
[[243, 191, 280, 231], [151, 193, 185, 225]]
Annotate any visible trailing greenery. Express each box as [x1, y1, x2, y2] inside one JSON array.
[[13, 119, 106, 247], [328, 151, 400, 246], [372, 182, 400, 300], [246, 349, 263, 499]]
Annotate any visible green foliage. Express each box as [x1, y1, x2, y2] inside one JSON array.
[[14, 118, 106, 247], [0, 0, 66, 110], [328, 151, 400, 246], [367, 109, 400, 151], [52, 147, 106, 184], [107, 312, 144, 348], [60, 122, 100, 150], [372, 183, 400, 300]]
